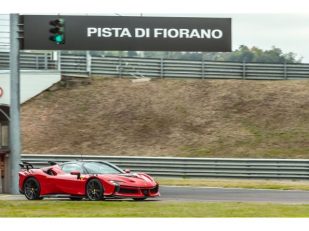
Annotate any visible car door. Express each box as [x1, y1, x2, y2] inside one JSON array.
[[54, 163, 86, 195]]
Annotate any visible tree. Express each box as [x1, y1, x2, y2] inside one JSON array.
[[68, 45, 302, 64], [217, 45, 302, 63]]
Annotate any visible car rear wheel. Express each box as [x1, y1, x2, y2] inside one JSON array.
[[86, 179, 104, 201], [23, 177, 42, 200]]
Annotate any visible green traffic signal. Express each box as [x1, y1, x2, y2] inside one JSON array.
[[55, 34, 64, 43], [49, 18, 65, 45]]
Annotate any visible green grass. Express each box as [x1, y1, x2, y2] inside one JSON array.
[[1, 200, 309, 217], [157, 178, 309, 191]]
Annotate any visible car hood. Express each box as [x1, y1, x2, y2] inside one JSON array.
[[98, 173, 156, 187]]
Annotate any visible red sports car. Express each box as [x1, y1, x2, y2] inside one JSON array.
[[19, 161, 160, 201]]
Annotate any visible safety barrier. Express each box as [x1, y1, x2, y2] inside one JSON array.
[[1, 52, 309, 80], [21, 154, 309, 180]]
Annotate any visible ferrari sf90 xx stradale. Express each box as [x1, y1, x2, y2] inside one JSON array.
[[19, 161, 160, 201]]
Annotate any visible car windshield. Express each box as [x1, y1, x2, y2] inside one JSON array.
[[83, 162, 122, 174]]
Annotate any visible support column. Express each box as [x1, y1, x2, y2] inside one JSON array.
[[9, 13, 21, 194]]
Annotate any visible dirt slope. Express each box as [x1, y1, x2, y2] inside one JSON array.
[[21, 77, 309, 158]]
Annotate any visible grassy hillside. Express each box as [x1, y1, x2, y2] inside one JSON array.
[[21, 77, 309, 158]]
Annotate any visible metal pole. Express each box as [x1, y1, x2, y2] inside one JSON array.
[[284, 62, 287, 80], [201, 57, 205, 79], [86, 51, 91, 76], [9, 13, 21, 194], [35, 56, 39, 69], [118, 56, 122, 78], [44, 53, 48, 70], [160, 58, 164, 79], [242, 61, 246, 80], [57, 51, 61, 71]]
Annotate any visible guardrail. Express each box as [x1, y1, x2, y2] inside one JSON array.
[[21, 154, 309, 180], [1, 52, 309, 80], [0, 51, 57, 70]]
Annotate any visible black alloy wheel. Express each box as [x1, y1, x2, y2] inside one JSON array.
[[86, 179, 104, 201], [23, 177, 42, 200]]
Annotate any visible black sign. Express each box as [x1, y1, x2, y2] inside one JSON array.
[[22, 15, 231, 51]]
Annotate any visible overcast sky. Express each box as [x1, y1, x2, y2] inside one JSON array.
[[1, 13, 309, 62], [225, 13, 309, 62]]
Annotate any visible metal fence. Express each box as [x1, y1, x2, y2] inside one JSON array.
[[0, 15, 10, 52], [1, 51, 309, 80], [21, 154, 309, 180], [0, 51, 57, 70]]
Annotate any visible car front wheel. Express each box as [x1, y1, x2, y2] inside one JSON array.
[[86, 179, 104, 201]]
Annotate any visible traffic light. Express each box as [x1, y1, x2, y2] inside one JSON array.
[[49, 18, 65, 44]]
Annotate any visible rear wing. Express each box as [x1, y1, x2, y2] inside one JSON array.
[[19, 161, 58, 170], [19, 161, 34, 170]]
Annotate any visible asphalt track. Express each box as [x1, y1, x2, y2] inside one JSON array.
[[1, 186, 309, 204], [160, 186, 309, 204]]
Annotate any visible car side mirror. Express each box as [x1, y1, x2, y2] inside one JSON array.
[[124, 169, 131, 173], [70, 171, 81, 179]]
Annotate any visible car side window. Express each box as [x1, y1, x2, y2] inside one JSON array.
[[61, 163, 84, 174], [46, 168, 57, 176]]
